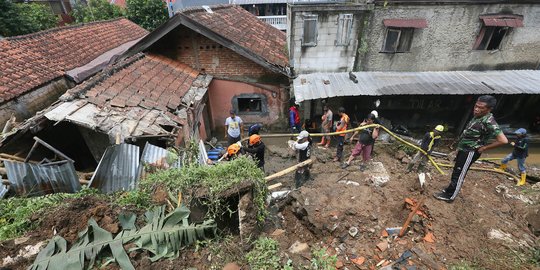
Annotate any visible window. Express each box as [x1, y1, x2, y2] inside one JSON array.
[[302, 14, 318, 47], [238, 98, 262, 112], [381, 27, 414, 53], [475, 26, 508, 50], [336, 14, 353, 46], [474, 15, 523, 50]]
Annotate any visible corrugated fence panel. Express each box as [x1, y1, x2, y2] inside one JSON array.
[[4, 160, 81, 197], [89, 144, 140, 194]]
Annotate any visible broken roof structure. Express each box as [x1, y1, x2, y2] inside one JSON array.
[[124, 5, 290, 77], [0, 18, 148, 102], [292, 70, 540, 102]]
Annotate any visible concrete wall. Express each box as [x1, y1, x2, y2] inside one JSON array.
[[0, 78, 70, 130], [207, 79, 286, 137], [287, 4, 369, 74], [357, 4, 540, 71]]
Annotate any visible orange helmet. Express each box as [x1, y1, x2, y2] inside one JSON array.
[[249, 134, 261, 145], [227, 144, 241, 156]]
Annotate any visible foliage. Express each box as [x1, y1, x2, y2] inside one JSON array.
[[529, 247, 540, 267], [0, 187, 100, 241], [396, 143, 417, 156], [449, 261, 484, 270], [71, 0, 124, 23], [246, 237, 281, 270], [310, 247, 337, 270], [0, 1, 58, 37], [143, 156, 268, 222], [115, 189, 151, 209], [126, 0, 168, 31], [30, 205, 216, 269]]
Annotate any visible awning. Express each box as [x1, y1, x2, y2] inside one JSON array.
[[480, 15, 524, 28], [292, 70, 540, 102], [383, 19, 427, 28]]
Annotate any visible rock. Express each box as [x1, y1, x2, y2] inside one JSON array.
[[369, 162, 390, 187], [2, 241, 46, 266], [14, 236, 30, 245], [487, 229, 532, 248], [348, 227, 359, 237], [271, 229, 285, 236], [376, 241, 388, 252], [525, 205, 540, 236], [336, 260, 344, 268], [288, 241, 309, 254], [401, 157, 411, 164], [532, 182, 540, 190], [223, 262, 241, 270], [395, 150, 407, 160]]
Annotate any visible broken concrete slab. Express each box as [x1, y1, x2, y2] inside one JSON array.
[[369, 161, 390, 187], [288, 241, 309, 254]]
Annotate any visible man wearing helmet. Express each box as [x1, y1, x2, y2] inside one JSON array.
[[244, 134, 266, 171], [407, 125, 444, 173], [224, 143, 242, 161], [290, 130, 312, 188]]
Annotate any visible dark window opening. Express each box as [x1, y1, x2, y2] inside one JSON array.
[[302, 15, 318, 47], [475, 26, 508, 50], [382, 27, 414, 53], [238, 98, 262, 112]]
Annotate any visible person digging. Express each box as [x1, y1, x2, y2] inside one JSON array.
[[341, 113, 379, 171], [244, 134, 266, 172], [407, 125, 444, 173], [497, 128, 529, 186], [290, 130, 312, 188], [434, 95, 508, 203]]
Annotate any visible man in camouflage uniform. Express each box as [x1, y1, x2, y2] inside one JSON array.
[[434, 95, 508, 202]]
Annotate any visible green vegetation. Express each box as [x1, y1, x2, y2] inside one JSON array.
[[31, 205, 216, 269], [449, 261, 484, 270], [246, 237, 281, 270], [0, 187, 100, 241], [126, 0, 168, 30], [143, 156, 268, 222], [310, 247, 337, 270], [0, 0, 58, 37], [115, 189, 152, 209], [71, 0, 124, 23]]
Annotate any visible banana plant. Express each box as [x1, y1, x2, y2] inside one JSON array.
[[30, 205, 216, 270]]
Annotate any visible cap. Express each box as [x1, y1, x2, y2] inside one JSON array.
[[297, 130, 309, 140], [227, 144, 240, 155], [370, 110, 379, 118], [514, 128, 527, 135], [229, 109, 236, 114], [249, 134, 261, 145], [435, 125, 444, 132]]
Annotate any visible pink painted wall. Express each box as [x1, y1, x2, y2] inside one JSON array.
[[207, 79, 285, 136]]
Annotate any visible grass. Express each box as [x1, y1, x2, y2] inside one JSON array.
[[310, 247, 337, 270], [246, 237, 281, 270]]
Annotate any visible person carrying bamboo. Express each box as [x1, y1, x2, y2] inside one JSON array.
[[407, 125, 444, 173], [497, 128, 529, 186]]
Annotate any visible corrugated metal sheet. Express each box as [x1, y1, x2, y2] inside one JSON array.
[[3, 160, 81, 197], [198, 140, 209, 166], [137, 142, 183, 180], [293, 70, 540, 102], [89, 144, 140, 193], [0, 182, 8, 198]]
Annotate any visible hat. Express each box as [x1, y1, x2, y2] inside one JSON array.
[[249, 134, 261, 145], [514, 128, 527, 135], [227, 144, 241, 155], [435, 125, 444, 132], [370, 110, 379, 118], [229, 109, 236, 114], [297, 130, 309, 140]]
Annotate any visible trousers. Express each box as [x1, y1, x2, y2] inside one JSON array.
[[444, 150, 481, 200]]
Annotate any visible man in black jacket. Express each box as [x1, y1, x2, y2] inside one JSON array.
[[244, 134, 265, 172], [407, 125, 444, 172]]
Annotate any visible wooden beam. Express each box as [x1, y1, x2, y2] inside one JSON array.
[[265, 159, 313, 182]]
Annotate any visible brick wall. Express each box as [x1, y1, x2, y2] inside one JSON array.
[[172, 26, 272, 78], [0, 78, 69, 129]]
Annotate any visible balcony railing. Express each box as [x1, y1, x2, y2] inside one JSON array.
[[257, 15, 287, 31]]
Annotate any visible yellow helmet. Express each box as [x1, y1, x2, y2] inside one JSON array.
[[435, 125, 444, 132]]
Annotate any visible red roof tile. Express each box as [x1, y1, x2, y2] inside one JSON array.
[[180, 5, 288, 68], [0, 18, 148, 103], [85, 54, 199, 110]]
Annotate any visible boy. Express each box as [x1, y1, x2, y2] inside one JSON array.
[[498, 128, 529, 186]]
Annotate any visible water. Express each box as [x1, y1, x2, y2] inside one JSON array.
[[480, 143, 540, 168]]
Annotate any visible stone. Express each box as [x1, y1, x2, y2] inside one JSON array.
[[288, 241, 309, 254], [395, 150, 407, 160], [525, 205, 540, 236], [376, 241, 388, 252], [223, 262, 241, 270], [336, 260, 344, 268], [271, 229, 286, 236]]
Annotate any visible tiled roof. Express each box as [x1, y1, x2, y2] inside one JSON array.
[[85, 54, 199, 111], [0, 18, 148, 103], [180, 5, 288, 68]]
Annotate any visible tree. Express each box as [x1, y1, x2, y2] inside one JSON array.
[[126, 0, 168, 31], [0, 0, 58, 37], [71, 0, 124, 23]]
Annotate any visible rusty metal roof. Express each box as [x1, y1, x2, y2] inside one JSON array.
[[89, 144, 140, 194], [292, 70, 540, 102], [3, 160, 81, 197]]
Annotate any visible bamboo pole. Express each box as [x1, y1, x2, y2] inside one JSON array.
[[0, 153, 26, 162], [2, 179, 89, 186], [265, 159, 313, 182]]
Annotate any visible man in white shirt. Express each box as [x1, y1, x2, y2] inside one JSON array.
[[225, 109, 243, 146]]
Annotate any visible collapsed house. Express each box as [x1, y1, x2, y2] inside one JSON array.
[[0, 19, 148, 130]]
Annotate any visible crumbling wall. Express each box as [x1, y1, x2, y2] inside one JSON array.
[[0, 78, 70, 130], [358, 4, 540, 71]]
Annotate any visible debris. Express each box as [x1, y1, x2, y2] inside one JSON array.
[[385, 227, 402, 236], [271, 229, 285, 236], [532, 182, 540, 190], [411, 247, 443, 270], [376, 259, 387, 267], [2, 241, 46, 266], [399, 198, 425, 237], [265, 159, 313, 182], [348, 227, 358, 237], [487, 229, 533, 248], [381, 229, 389, 237], [268, 183, 283, 190], [288, 241, 309, 254], [423, 232, 435, 243], [418, 173, 425, 189], [351, 256, 365, 266], [376, 241, 388, 252], [369, 162, 390, 187], [25, 136, 74, 163], [338, 180, 360, 186], [525, 206, 540, 236], [495, 184, 534, 204], [223, 262, 241, 270], [336, 260, 344, 268]]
